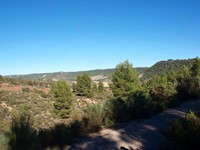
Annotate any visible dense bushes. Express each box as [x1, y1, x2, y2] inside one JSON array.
[[6, 108, 105, 150], [22, 87, 30, 93], [176, 64, 200, 100], [103, 90, 152, 125], [161, 111, 200, 150]]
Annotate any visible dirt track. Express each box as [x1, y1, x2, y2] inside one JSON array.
[[69, 99, 200, 150]]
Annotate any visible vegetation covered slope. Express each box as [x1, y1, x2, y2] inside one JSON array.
[[141, 59, 195, 81], [8, 67, 147, 81]]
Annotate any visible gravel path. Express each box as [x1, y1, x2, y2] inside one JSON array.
[[69, 100, 200, 150]]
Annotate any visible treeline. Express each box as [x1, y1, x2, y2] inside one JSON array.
[[0, 77, 54, 88], [141, 58, 195, 81], [2, 58, 200, 150]]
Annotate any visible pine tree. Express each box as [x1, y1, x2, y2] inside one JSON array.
[[51, 80, 73, 118], [92, 82, 98, 92], [110, 60, 140, 98], [76, 73, 92, 96], [72, 83, 77, 93], [98, 81, 104, 93]]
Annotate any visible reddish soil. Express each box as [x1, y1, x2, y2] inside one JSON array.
[[0, 85, 49, 93]]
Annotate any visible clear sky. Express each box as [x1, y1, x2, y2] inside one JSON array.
[[0, 0, 200, 75]]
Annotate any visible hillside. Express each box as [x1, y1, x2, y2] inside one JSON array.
[[141, 58, 195, 81], [8, 67, 148, 81]]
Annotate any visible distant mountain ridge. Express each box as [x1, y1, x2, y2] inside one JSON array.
[[6, 58, 197, 82], [9, 67, 148, 81]]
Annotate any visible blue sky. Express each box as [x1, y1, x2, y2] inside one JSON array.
[[0, 0, 200, 75]]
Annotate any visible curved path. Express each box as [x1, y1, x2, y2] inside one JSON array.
[[69, 100, 200, 150]]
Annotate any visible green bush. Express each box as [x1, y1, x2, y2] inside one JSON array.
[[83, 104, 105, 132], [8, 113, 38, 150], [177, 77, 200, 100], [103, 90, 152, 125], [162, 111, 200, 150], [127, 90, 152, 118], [22, 87, 30, 93], [176, 58, 200, 100], [0, 133, 9, 150]]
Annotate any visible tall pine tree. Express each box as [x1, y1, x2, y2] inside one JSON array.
[[51, 80, 73, 118], [110, 60, 140, 98]]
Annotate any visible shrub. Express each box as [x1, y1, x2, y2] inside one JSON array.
[[103, 97, 128, 124], [22, 87, 30, 93], [162, 111, 200, 150], [83, 104, 105, 132], [8, 113, 38, 150], [0, 133, 9, 150], [177, 77, 200, 100], [127, 90, 152, 118]]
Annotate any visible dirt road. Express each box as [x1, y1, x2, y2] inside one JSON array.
[[69, 99, 200, 150]]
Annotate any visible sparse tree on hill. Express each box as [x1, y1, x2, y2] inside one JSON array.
[[51, 80, 73, 118], [110, 60, 140, 98], [98, 81, 104, 93]]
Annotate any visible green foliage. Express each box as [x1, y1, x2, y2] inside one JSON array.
[[176, 58, 200, 100], [141, 58, 195, 81], [51, 80, 73, 118], [147, 73, 177, 102], [126, 90, 152, 118], [3, 77, 54, 88], [92, 82, 98, 92], [76, 73, 92, 97], [8, 114, 38, 150], [0, 75, 4, 84], [83, 104, 105, 132], [22, 87, 30, 93], [98, 81, 104, 93], [0, 106, 10, 132], [0, 90, 55, 131], [162, 111, 200, 150], [22, 104, 30, 111], [190, 57, 200, 77], [72, 83, 77, 93], [110, 60, 140, 98], [103, 90, 152, 124], [0, 133, 9, 150]]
